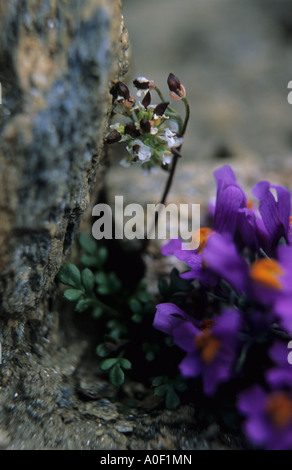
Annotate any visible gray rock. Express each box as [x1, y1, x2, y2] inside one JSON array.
[[0, 0, 129, 317]]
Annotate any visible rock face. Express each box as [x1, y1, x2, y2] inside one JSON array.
[[0, 0, 134, 449], [0, 0, 128, 318]]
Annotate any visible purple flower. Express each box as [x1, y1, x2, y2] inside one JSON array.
[[238, 385, 292, 450], [249, 245, 292, 332], [161, 231, 218, 286], [154, 306, 241, 396], [266, 340, 292, 389], [202, 232, 249, 293], [253, 181, 291, 254], [153, 303, 193, 336], [213, 165, 247, 237]]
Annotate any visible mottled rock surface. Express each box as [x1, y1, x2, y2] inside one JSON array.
[[0, 0, 129, 317], [0, 0, 135, 450]]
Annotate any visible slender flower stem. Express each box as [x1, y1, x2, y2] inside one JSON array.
[[141, 96, 190, 252], [153, 85, 166, 103], [154, 86, 177, 115], [180, 97, 190, 137], [159, 96, 190, 205]]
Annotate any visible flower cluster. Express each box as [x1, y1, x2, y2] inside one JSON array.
[[106, 74, 187, 170], [154, 165, 292, 449]]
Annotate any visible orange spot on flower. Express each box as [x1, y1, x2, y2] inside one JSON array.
[[290, 216, 292, 225], [250, 258, 283, 290], [194, 329, 221, 364], [190, 227, 213, 253], [266, 392, 292, 429], [247, 199, 253, 210]]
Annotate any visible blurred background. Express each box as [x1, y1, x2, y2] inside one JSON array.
[[107, 0, 292, 208]]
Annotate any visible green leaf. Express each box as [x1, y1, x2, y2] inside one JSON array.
[[131, 313, 142, 323], [58, 264, 82, 289], [128, 298, 141, 314], [63, 289, 84, 302], [98, 247, 108, 265], [80, 254, 99, 268], [108, 272, 122, 292], [96, 344, 110, 358], [95, 272, 109, 294], [109, 363, 125, 387], [145, 351, 155, 361], [119, 358, 132, 370], [81, 268, 95, 293], [96, 272, 121, 295], [153, 384, 168, 397], [152, 376, 165, 387], [92, 305, 103, 318], [137, 289, 151, 303], [75, 298, 93, 312], [79, 234, 98, 255], [100, 358, 117, 371], [165, 389, 180, 410], [106, 320, 127, 339]]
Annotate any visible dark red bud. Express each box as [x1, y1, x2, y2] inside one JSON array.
[[153, 102, 169, 116], [106, 129, 121, 144], [140, 119, 151, 133], [111, 81, 130, 100], [167, 73, 181, 93], [125, 122, 140, 138], [142, 91, 151, 109], [133, 78, 150, 90]]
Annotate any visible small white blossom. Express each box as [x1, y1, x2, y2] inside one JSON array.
[[136, 76, 150, 84], [162, 151, 172, 165], [150, 127, 159, 135], [160, 128, 183, 149], [127, 140, 153, 163], [136, 89, 148, 98]]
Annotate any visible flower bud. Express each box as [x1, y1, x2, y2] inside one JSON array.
[[167, 73, 181, 93], [125, 122, 140, 138], [142, 90, 151, 109], [167, 73, 186, 100], [140, 119, 151, 133], [106, 129, 121, 144], [154, 102, 169, 116], [133, 76, 151, 90], [111, 81, 130, 100]]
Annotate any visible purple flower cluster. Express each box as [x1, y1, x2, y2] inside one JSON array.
[[154, 165, 292, 449]]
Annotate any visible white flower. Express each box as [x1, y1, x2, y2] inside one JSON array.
[[136, 76, 150, 84], [160, 128, 183, 149], [109, 123, 129, 142], [162, 151, 172, 165], [167, 119, 179, 133], [150, 127, 159, 135], [134, 77, 151, 96], [136, 89, 148, 98], [127, 139, 153, 163]]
